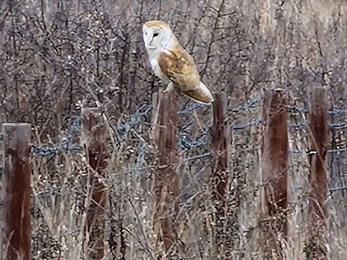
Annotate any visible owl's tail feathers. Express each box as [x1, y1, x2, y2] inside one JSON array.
[[182, 82, 214, 105]]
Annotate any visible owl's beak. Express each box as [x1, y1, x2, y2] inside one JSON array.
[[148, 39, 157, 50]]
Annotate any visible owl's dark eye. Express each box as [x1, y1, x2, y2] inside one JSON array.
[[153, 32, 159, 37]]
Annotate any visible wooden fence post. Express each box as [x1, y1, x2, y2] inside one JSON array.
[[82, 108, 109, 259], [306, 86, 328, 259], [210, 93, 229, 256], [152, 91, 180, 257], [261, 89, 288, 257], [2, 123, 31, 260]]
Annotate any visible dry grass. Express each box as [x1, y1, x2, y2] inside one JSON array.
[[1, 0, 347, 259]]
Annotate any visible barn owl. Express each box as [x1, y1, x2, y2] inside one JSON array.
[[142, 20, 214, 105]]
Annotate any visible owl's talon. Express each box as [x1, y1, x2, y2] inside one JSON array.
[[163, 82, 174, 94], [163, 88, 172, 94]]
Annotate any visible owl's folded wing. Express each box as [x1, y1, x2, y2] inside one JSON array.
[[158, 47, 200, 90]]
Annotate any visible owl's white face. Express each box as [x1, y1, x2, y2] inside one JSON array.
[[143, 24, 172, 55]]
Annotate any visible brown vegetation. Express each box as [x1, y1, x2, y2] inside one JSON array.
[[0, 0, 347, 259]]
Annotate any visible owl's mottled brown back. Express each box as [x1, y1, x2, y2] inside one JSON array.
[[158, 49, 200, 91]]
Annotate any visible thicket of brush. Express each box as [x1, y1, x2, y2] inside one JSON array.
[[1, 0, 347, 259]]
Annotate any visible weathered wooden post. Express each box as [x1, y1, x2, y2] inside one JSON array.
[[152, 91, 180, 257], [306, 85, 328, 259], [261, 89, 289, 257], [210, 93, 229, 257], [2, 123, 32, 260], [82, 108, 109, 259]]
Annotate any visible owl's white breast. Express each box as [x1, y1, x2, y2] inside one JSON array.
[[149, 55, 170, 83]]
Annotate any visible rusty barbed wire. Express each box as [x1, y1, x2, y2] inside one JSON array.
[[1, 97, 347, 157], [27, 99, 260, 157], [31, 117, 83, 157], [117, 104, 153, 142]]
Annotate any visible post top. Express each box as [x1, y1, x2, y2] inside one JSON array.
[[2, 123, 31, 127]]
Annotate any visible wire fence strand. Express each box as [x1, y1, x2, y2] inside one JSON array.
[[1, 97, 347, 156]]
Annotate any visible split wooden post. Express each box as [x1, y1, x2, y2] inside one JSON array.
[[210, 93, 229, 255], [306, 86, 328, 259], [261, 89, 289, 256], [152, 91, 180, 256], [82, 108, 109, 259], [2, 123, 32, 260]]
